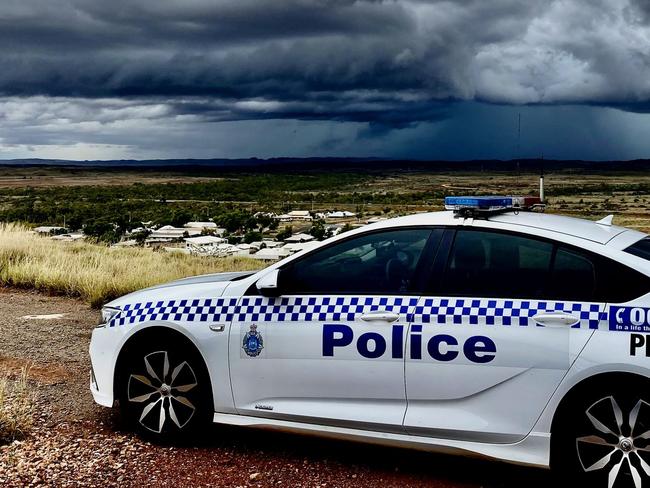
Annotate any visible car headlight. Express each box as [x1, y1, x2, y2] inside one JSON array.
[[98, 306, 121, 328]]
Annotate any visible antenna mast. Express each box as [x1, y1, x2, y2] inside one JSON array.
[[516, 113, 521, 182], [539, 154, 544, 203]]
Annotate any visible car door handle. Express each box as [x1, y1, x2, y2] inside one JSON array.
[[532, 312, 580, 328], [359, 311, 400, 323]]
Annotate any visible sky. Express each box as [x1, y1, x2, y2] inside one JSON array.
[[1, 0, 650, 161]]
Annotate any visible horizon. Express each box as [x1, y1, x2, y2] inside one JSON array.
[[4, 156, 650, 165]]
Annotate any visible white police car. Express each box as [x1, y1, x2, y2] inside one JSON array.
[[90, 196, 650, 487]]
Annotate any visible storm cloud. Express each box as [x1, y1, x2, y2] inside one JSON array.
[[1, 0, 650, 159]]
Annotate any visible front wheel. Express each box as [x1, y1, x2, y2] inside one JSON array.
[[117, 338, 212, 440], [553, 381, 650, 487]]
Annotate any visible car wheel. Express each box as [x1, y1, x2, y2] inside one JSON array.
[[117, 338, 212, 440], [554, 381, 650, 487]]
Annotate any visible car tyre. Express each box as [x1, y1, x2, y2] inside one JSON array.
[[117, 335, 212, 441], [553, 379, 650, 488]]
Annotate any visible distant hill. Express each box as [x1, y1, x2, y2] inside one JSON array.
[[3, 157, 650, 172]]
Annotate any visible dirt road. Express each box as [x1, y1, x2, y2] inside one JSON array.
[[0, 288, 553, 487]]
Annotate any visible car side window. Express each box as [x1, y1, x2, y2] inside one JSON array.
[[279, 228, 436, 295], [624, 237, 650, 261], [546, 247, 596, 302], [443, 229, 553, 299], [593, 254, 650, 303], [442, 230, 650, 303]]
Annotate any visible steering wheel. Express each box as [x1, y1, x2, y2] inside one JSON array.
[[384, 250, 413, 291]]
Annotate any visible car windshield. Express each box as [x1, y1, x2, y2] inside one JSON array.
[[624, 237, 650, 261]]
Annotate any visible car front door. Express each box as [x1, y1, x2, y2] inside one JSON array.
[[229, 227, 440, 432], [403, 227, 606, 443]]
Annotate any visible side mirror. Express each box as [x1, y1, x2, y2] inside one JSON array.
[[256, 269, 281, 297]]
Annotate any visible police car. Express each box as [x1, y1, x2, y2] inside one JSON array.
[[90, 196, 650, 487]]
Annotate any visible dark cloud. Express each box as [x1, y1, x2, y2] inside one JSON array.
[[0, 0, 648, 128], [0, 0, 649, 160]]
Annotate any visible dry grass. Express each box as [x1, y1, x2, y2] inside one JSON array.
[[0, 369, 34, 444], [0, 223, 262, 308]]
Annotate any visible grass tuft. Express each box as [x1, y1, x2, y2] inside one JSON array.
[[0, 223, 262, 307], [0, 369, 35, 444]]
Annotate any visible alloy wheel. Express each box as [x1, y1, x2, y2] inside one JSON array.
[[576, 396, 650, 488], [126, 350, 198, 433]]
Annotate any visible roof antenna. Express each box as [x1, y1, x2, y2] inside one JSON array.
[[596, 215, 614, 226], [539, 154, 544, 203]]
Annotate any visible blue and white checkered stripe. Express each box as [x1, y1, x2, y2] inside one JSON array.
[[109, 295, 606, 330], [109, 296, 418, 327], [110, 297, 239, 327], [411, 298, 605, 329], [235, 296, 418, 322]]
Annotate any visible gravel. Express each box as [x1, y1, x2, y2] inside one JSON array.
[[0, 288, 553, 487]]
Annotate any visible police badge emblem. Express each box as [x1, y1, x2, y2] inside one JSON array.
[[242, 324, 264, 357]]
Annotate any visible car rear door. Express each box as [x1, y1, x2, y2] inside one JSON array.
[[403, 227, 606, 443], [229, 227, 442, 432]]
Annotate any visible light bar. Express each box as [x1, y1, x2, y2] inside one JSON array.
[[445, 195, 542, 213]]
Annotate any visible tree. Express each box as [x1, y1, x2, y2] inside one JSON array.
[[255, 214, 274, 230], [276, 225, 293, 241], [170, 210, 192, 228], [309, 220, 332, 241], [244, 231, 263, 244], [131, 229, 151, 246], [216, 211, 253, 233], [84, 220, 122, 243]]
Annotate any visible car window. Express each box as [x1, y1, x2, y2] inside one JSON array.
[[625, 237, 650, 261], [593, 254, 650, 303], [547, 248, 596, 302], [442, 230, 650, 303], [443, 229, 553, 299], [280, 228, 435, 295]]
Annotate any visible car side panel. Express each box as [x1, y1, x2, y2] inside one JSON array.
[[403, 297, 600, 443], [228, 294, 417, 433]]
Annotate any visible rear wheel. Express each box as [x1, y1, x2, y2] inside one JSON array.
[[553, 381, 650, 487], [117, 337, 212, 440]]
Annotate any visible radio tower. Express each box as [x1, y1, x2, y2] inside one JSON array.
[[516, 113, 521, 183]]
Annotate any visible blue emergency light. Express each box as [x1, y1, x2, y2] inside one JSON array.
[[445, 195, 542, 214]]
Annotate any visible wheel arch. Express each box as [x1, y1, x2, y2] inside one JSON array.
[[549, 370, 650, 467], [551, 371, 650, 432], [113, 325, 215, 409]]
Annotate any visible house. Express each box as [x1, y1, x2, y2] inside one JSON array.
[[33, 226, 67, 234], [50, 232, 85, 242], [276, 210, 313, 222], [327, 211, 356, 218], [262, 240, 282, 248], [184, 235, 227, 249], [251, 247, 292, 261], [248, 241, 265, 251], [284, 233, 315, 243], [183, 222, 227, 236], [283, 241, 320, 253], [184, 235, 227, 245], [185, 222, 216, 230], [147, 225, 201, 243]]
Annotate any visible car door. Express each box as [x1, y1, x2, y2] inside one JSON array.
[[229, 227, 441, 433], [403, 227, 606, 443]]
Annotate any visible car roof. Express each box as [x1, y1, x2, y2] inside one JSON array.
[[372, 211, 643, 246]]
